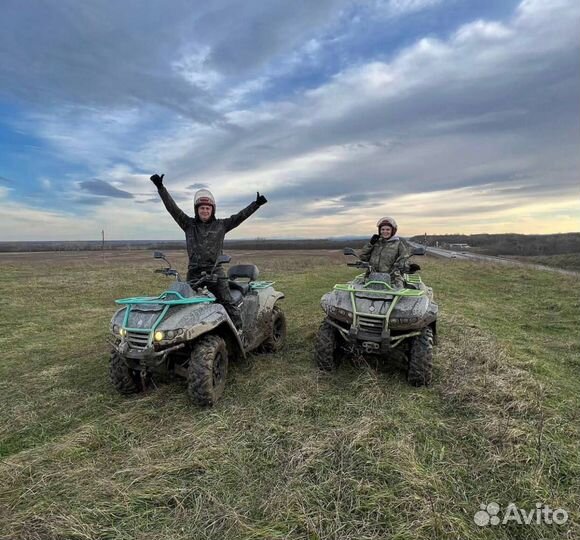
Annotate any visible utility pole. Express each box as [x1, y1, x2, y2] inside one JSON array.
[[102, 229, 105, 262]]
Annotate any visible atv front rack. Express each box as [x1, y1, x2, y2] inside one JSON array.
[[114, 291, 216, 348], [332, 277, 426, 343], [333, 271, 426, 297], [115, 290, 215, 306], [333, 282, 425, 297]]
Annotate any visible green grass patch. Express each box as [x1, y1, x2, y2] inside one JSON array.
[[1, 251, 579, 539], [514, 253, 580, 272]]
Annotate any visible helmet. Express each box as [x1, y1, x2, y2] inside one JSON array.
[[376, 216, 398, 234], [194, 189, 216, 217]]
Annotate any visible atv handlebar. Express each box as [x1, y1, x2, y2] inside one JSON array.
[[153, 252, 231, 288], [188, 272, 220, 289], [154, 267, 180, 278], [347, 261, 370, 268]]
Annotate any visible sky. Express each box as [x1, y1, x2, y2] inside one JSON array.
[[0, 0, 579, 241]]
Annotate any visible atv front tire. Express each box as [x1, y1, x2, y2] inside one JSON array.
[[187, 335, 229, 406], [315, 321, 340, 371], [110, 350, 143, 394], [262, 305, 287, 353], [407, 326, 434, 386]]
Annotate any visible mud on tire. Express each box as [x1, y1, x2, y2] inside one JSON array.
[[315, 320, 340, 371], [110, 350, 143, 394], [187, 335, 228, 406], [407, 326, 434, 386], [262, 304, 287, 353]]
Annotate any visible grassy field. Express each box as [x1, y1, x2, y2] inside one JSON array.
[[513, 253, 580, 273], [1, 250, 579, 540]]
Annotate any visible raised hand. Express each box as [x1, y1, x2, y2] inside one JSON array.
[[150, 173, 165, 189]]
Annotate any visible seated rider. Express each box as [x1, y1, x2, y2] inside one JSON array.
[[359, 216, 409, 288], [150, 173, 267, 331]]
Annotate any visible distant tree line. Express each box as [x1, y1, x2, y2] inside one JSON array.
[[0, 240, 185, 253], [3, 233, 578, 255], [0, 238, 367, 253], [411, 233, 580, 256]]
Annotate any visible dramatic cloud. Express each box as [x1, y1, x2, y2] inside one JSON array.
[[78, 179, 134, 199], [0, 0, 349, 120], [0, 0, 578, 240], [186, 183, 209, 190]]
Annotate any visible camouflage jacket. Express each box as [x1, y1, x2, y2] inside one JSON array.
[[158, 187, 260, 271], [359, 236, 410, 280]]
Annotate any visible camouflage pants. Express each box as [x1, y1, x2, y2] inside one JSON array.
[[187, 267, 242, 330]]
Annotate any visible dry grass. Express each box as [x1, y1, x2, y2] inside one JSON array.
[[1, 251, 579, 539]]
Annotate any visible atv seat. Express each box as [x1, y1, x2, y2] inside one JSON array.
[[228, 264, 259, 281], [229, 280, 250, 296], [228, 264, 259, 299], [229, 288, 243, 304], [167, 281, 195, 298]]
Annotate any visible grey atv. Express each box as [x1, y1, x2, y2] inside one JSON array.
[[109, 251, 286, 405], [315, 245, 438, 386]]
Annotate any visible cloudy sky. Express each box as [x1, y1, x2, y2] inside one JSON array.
[[1, 0, 579, 241]]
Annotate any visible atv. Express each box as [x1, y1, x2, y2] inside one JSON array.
[[109, 251, 286, 405], [315, 245, 437, 386]]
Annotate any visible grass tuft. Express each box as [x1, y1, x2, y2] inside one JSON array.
[[1, 250, 579, 539]]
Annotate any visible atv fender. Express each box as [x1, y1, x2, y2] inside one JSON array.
[[262, 291, 285, 312], [253, 291, 285, 345], [111, 306, 127, 328], [181, 306, 245, 359]]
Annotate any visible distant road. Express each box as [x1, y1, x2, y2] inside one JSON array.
[[426, 246, 579, 276]]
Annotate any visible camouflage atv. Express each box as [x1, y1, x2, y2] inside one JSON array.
[[109, 251, 286, 405], [315, 245, 437, 386]]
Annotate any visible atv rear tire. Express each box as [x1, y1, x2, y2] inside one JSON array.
[[187, 335, 228, 406], [407, 326, 434, 386], [110, 350, 143, 394], [262, 305, 287, 353], [315, 321, 340, 371]]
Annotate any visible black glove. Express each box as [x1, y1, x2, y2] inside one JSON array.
[[150, 173, 164, 189], [370, 234, 379, 245], [256, 192, 267, 206]]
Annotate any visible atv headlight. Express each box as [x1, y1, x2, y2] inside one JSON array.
[[119, 328, 127, 337], [154, 331, 164, 342], [167, 329, 184, 340]]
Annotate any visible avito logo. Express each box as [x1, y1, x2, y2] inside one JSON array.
[[474, 502, 568, 527]]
